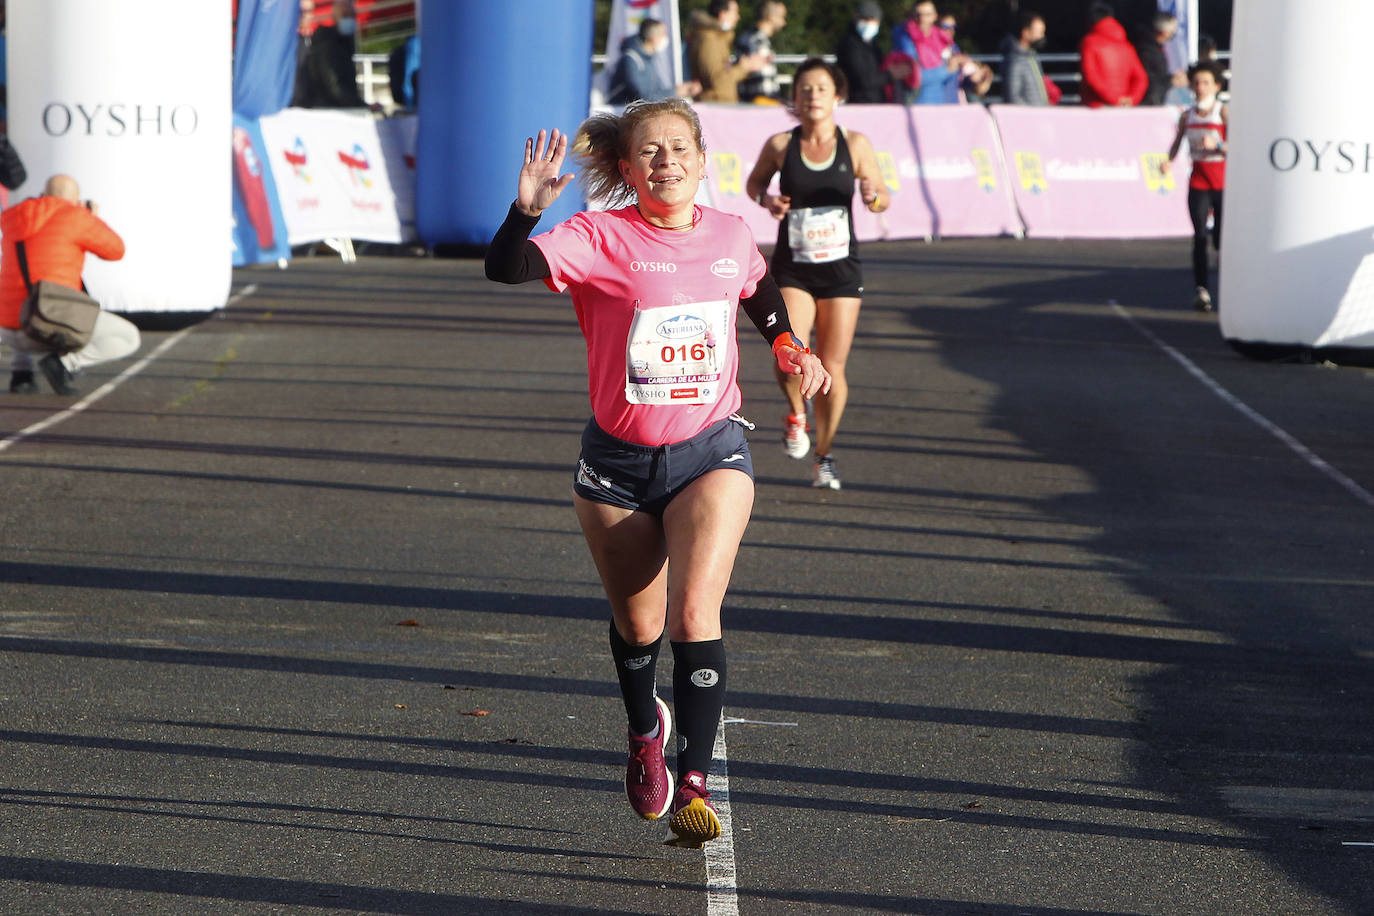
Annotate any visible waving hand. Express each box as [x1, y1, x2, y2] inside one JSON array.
[[517, 128, 576, 217]]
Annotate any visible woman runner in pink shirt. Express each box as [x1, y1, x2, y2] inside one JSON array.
[[486, 98, 830, 847]]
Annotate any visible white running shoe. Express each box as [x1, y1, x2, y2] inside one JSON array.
[[782, 413, 810, 460], [812, 455, 841, 490], [1193, 286, 1214, 312]]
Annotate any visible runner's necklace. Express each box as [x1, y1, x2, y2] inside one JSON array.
[[640, 207, 696, 231]]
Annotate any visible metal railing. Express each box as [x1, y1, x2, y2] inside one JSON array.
[[355, 52, 393, 108]]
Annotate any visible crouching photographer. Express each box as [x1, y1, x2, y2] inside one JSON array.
[[0, 174, 140, 395]]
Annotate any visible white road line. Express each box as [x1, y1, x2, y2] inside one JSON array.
[[1110, 301, 1374, 510], [0, 284, 257, 457], [706, 714, 740, 916]]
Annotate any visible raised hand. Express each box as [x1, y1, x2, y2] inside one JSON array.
[[517, 128, 576, 217]]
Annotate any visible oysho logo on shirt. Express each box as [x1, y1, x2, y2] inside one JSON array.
[[629, 260, 677, 273], [710, 257, 739, 279]]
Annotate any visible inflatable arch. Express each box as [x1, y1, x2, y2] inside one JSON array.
[[1221, 0, 1374, 362], [417, 0, 594, 245]]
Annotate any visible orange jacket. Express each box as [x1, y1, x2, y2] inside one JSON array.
[[0, 196, 124, 329]]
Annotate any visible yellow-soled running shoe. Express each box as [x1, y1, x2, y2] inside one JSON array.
[[666, 770, 721, 848]]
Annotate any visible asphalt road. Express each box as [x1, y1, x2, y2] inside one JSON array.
[[0, 236, 1370, 915]]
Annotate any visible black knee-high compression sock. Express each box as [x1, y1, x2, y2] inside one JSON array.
[[609, 622, 664, 736], [671, 638, 726, 780]]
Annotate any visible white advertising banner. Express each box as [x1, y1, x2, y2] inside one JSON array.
[[8, 0, 231, 313], [1220, 1, 1374, 351], [259, 109, 411, 246]]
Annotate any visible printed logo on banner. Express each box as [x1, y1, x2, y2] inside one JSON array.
[[283, 137, 312, 182], [1140, 153, 1175, 193], [1015, 151, 1048, 194], [1267, 138, 1374, 174], [711, 152, 743, 196], [875, 151, 901, 191], [338, 143, 374, 188], [970, 148, 998, 192], [41, 102, 200, 137]]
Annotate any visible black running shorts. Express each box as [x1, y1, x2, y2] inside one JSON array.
[[573, 417, 754, 516], [770, 258, 864, 300]]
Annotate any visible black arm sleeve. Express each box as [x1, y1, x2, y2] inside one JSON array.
[[484, 203, 552, 284], [739, 272, 795, 347]]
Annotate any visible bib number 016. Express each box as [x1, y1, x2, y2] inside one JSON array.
[[662, 344, 708, 363]]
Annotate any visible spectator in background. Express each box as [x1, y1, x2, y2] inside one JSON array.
[[1001, 12, 1054, 106], [687, 0, 767, 103], [1135, 11, 1185, 106], [388, 34, 420, 109], [1079, 2, 1148, 107], [292, 0, 366, 108], [735, 1, 787, 103], [608, 19, 701, 104], [836, 0, 913, 104], [893, 2, 952, 69], [893, 2, 955, 105], [1164, 33, 1220, 106], [937, 14, 993, 102], [0, 175, 139, 396]]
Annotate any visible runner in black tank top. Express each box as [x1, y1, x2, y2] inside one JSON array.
[[745, 57, 890, 489], [770, 126, 864, 297]]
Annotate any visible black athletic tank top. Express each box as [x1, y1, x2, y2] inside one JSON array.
[[773, 126, 860, 272]]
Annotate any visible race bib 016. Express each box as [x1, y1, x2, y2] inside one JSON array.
[[624, 300, 731, 405]]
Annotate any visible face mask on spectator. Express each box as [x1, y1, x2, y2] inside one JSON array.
[[857, 20, 879, 41], [337, 16, 356, 36]]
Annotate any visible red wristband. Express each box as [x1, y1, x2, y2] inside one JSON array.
[[772, 332, 810, 356]]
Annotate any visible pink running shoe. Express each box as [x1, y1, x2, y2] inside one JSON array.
[[667, 770, 721, 847], [625, 696, 673, 820]]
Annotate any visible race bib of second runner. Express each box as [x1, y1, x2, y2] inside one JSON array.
[[624, 300, 731, 405], [787, 206, 850, 264]]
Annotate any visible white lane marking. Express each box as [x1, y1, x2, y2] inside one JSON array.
[[706, 713, 740, 916], [1110, 302, 1374, 510], [0, 284, 257, 456], [723, 717, 798, 727]]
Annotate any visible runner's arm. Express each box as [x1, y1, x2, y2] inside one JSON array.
[[485, 203, 551, 284], [739, 273, 795, 346]]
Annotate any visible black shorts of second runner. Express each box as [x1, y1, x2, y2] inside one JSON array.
[[771, 255, 864, 300], [573, 416, 754, 516]]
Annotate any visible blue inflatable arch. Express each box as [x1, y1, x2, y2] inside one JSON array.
[[417, 1, 594, 245]]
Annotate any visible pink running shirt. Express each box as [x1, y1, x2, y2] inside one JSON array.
[[532, 205, 768, 447]]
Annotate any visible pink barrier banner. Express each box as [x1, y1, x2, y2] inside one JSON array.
[[693, 103, 1022, 244], [989, 105, 1192, 238]]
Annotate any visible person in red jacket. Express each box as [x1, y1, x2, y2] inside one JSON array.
[[1078, 2, 1148, 108], [0, 174, 139, 395]]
